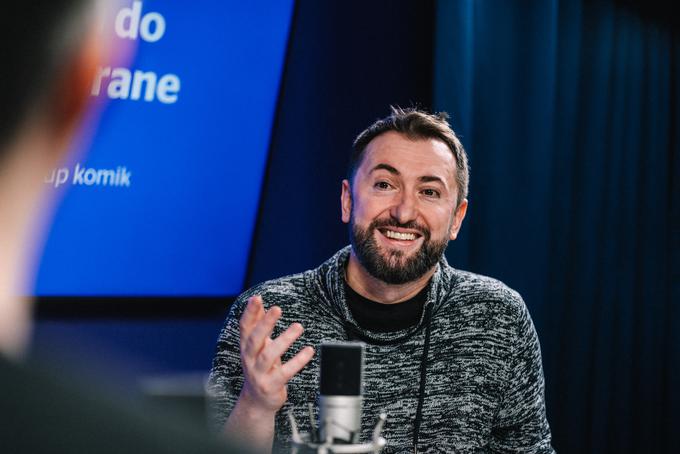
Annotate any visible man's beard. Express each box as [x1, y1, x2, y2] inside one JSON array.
[[349, 217, 449, 285]]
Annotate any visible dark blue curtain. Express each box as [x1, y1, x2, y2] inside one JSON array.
[[435, 1, 679, 453]]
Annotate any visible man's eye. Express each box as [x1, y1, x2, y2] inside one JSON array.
[[375, 181, 391, 190], [422, 188, 440, 198]]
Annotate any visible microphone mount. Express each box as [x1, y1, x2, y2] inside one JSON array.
[[288, 406, 387, 454]]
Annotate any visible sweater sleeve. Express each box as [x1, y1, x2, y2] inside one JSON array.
[[489, 293, 555, 454], [206, 296, 248, 432]]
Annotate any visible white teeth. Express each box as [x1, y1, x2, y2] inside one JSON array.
[[385, 230, 416, 240]]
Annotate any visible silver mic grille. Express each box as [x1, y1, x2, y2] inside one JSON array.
[[318, 395, 362, 443]]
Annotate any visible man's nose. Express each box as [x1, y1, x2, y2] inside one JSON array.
[[390, 191, 418, 224]]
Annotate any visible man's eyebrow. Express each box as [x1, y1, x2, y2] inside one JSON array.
[[370, 165, 447, 187], [419, 175, 446, 185], [369, 163, 400, 175]]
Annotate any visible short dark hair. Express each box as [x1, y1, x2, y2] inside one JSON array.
[[349, 106, 470, 207], [0, 0, 90, 156]]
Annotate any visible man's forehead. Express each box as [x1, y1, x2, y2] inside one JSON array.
[[359, 132, 457, 182]]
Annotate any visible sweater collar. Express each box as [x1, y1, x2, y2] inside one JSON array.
[[314, 246, 453, 342]]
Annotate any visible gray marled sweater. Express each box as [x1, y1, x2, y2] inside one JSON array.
[[208, 247, 554, 453]]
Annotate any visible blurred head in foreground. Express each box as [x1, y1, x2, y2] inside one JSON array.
[[0, 0, 111, 358]]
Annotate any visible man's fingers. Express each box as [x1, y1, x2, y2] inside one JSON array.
[[239, 296, 265, 338], [242, 305, 282, 358], [254, 323, 304, 373], [280, 346, 315, 381]]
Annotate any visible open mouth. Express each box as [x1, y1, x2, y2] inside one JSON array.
[[377, 228, 422, 242]]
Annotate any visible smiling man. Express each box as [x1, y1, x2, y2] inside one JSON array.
[[209, 107, 554, 453]]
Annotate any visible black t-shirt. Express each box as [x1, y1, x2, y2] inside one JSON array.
[[344, 280, 429, 332]]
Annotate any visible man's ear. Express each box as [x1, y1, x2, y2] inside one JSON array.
[[449, 199, 468, 240], [341, 179, 352, 224]]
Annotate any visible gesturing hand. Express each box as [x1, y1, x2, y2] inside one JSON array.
[[238, 295, 315, 413]]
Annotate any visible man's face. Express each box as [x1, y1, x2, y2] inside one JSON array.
[[341, 131, 467, 284]]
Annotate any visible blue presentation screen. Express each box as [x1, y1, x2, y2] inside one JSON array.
[[35, 0, 294, 297]]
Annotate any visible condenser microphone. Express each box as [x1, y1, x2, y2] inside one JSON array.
[[318, 342, 364, 444], [288, 342, 385, 452]]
